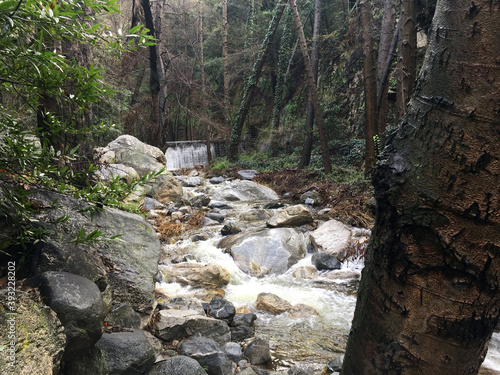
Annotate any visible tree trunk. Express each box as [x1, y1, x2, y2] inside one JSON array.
[[360, 0, 378, 171], [199, 0, 211, 162], [397, 0, 417, 119], [298, 0, 321, 169], [289, 0, 331, 174], [228, 0, 288, 161], [342, 1, 500, 374]]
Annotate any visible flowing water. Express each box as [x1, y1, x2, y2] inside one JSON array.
[[155, 180, 500, 372]]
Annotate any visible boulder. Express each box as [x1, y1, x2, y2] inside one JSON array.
[[210, 176, 226, 184], [224, 229, 305, 277], [103, 135, 166, 176], [266, 205, 313, 228], [288, 304, 319, 319], [230, 313, 257, 342], [243, 336, 272, 365], [147, 174, 183, 204], [179, 176, 203, 187], [95, 163, 139, 184], [256, 293, 292, 315], [221, 222, 242, 236], [208, 296, 236, 322], [210, 201, 234, 209], [159, 263, 231, 288], [27, 271, 105, 360], [237, 169, 258, 180], [212, 180, 279, 201], [0, 290, 65, 375], [206, 211, 226, 223], [65, 329, 160, 375], [262, 202, 285, 209], [222, 342, 243, 362], [179, 336, 233, 375], [154, 309, 231, 345], [299, 191, 323, 206], [327, 354, 344, 372], [292, 266, 318, 280], [309, 219, 352, 261], [145, 356, 208, 375], [240, 209, 272, 222], [30, 189, 162, 327], [105, 303, 142, 329], [191, 194, 211, 208], [312, 252, 342, 271]]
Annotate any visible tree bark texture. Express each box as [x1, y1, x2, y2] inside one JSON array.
[[360, 0, 378, 170], [199, 0, 211, 162], [222, 0, 230, 126], [228, 0, 288, 161], [397, 0, 417, 119], [289, 0, 332, 174], [343, 1, 500, 374], [298, 0, 321, 169]]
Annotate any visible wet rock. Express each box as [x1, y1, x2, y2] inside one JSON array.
[[267, 204, 313, 228], [223, 342, 243, 362], [288, 362, 324, 374], [191, 194, 211, 207], [154, 309, 231, 345], [210, 176, 226, 184], [312, 252, 342, 271], [309, 219, 352, 261], [240, 208, 272, 222], [243, 336, 272, 365], [299, 191, 323, 206], [327, 354, 344, 372], [237, 169, 258, 180], [145, 356, 207, 375], [193, 234, 209, 241], [65, 329, 160, 375], [105, 303, 142, 329], [204, 217, 222, 226], [263, 202, 285, 209], [231, 325, 255, 342], [179, 336, 233, 375], [0, 290, 65, 375], [225, 228, 306, 277], [194, 289, 226, 302], [164, 297, 206, 315], [221, 222, 242, 236], [28, 271, 105, 360], [159, 262, 230, 288], [210, 201, 234, 209], [292, 266, 318, 280], [180, 176, 203, 187], [256, 293, 292, 315], [207, 211, 226, 223], [208, 296, 236, 322], [212, 180, 279, 201], [233, 313, 257, 326], [288, 304, 319, 319]]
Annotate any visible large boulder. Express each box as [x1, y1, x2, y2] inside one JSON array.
[[145, 356, 207, 375], [95, 163, 140, 184], [30, 189, 162, 327], [208, 296, 236, 322], [0, 290, 66, 375], [65, 329, 160, 375], [27, 271, 105, 360], [237, 169, 258, 180], [159, 263, 231, 288], [256, 293, 292, 315], [179, 336, 234, 375], [147, 174, 183, 204], [266, 204, 313, 228], [154, 309, 231, 345], [243, 336, 272, 365], [223, 229, 305, 277], [103, 135, 166, 176], [309, 220, 352, 261], [211, 180, 279, 201]]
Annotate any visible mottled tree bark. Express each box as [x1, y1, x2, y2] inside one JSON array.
[[343, 1, 500, 374]]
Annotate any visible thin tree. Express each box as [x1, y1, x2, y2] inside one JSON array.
[[298, 0, 322, 169], [342, 1, 500, 373], [289, 0, 331, 174], [198, 0, 212, 162], [228, 0, 288, 161], [222, 0, 230, 129]]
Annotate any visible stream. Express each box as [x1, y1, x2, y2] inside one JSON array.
[[154, 173, 500, 373]]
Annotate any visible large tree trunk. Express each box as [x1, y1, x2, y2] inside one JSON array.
[[289, 0, 331, 174], [228, 0, 288, 161], [298, 0, 321, 169], [342, 1, 500, 374], [360, 0, 378, 170]]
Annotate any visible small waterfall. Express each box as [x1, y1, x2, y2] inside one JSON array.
[[165, 141, 226, 170]]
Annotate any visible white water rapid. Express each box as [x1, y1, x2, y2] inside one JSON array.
[[155, 177, 500, 373]]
